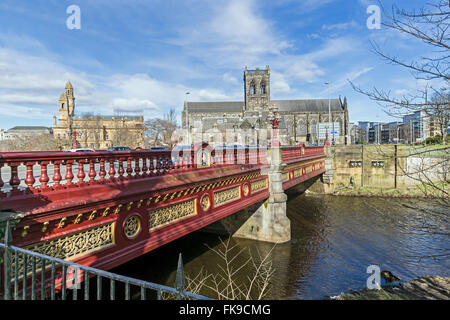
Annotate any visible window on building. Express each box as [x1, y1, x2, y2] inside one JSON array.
[[249, 82, 256, 95], [297, 120, 307, 136], [61, 103, 65, 109], [260, 81, 266, 94]]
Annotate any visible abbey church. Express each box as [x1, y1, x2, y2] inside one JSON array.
[[53, 81, 144, 149], [183, 66, 350, 146]]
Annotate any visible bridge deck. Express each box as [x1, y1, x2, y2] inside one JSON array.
[[0, 145, 325, 271]]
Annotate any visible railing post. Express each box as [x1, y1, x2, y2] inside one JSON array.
[[24, 161, 36, 191], [3, 220, 12, 300], [118, 158, 125, 179], [0, 160, 4, 190], [175, 253, 186, 300], [52, 161, 62, 187], [9, 162, 21, 192], [88, 159, 97, 182], [39, 161, 50, 189]]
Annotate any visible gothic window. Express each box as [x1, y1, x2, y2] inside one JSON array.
[[310, 120, 317, 134], [249, 81, 256, 95], [297, 120, 307, 136], [61, 103, 65, 109], [260, 81, 266, 94]]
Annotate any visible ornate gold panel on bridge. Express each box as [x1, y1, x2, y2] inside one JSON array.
[[11, 223, 116, 277], [251, 178, 268, 193], [24, 223, 115, 261], [148, 199, 197, 230], [213, 186, 241, 207], [282, 173, 289, 182], [294, 168, 302, 178]]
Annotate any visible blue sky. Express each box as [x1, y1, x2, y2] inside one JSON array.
[[0, 0, 433, 129]]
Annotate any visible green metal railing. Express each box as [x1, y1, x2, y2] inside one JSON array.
[[0, 221, 211, 300]]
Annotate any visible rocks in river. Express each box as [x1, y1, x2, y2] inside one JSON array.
[[381, 270, 401, 283], [335, 276, 450, 300]]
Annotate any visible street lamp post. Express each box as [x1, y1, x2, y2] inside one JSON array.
[[324, 82, 331, 146], [268, 104, 282, 147], [67, 128, 82, 149], [185, 92, 190, 145]]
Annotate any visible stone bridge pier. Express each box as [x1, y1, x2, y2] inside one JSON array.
[[206, 145, 291, 243]]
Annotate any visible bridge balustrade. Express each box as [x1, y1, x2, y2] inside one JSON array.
[[0, 146, 323, 197]]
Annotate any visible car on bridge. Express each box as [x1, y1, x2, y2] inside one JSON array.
[[68, 148, 95, 152], [107, 146, 132, 152]]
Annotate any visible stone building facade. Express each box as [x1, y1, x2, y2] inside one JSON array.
[[182, 66, 350, 146], [53, 81, 144, 149]]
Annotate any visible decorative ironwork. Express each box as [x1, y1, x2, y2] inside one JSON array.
[[251, 178, 268, 193], [89, 210, 97, 220], [243, 184, 249, 196], [201, 194, 211, 211], [149, 199, 196, 230], [41, 221, 49, 233], [24, 223, 115, 262], [124, 215, 141, 239], [213, 186, 241, 207], [57, 217, 67, 229]]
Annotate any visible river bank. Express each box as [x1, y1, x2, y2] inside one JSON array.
[[308, 182, 450, 198], [334, 276, 450, 300]]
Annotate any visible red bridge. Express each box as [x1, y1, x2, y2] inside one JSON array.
[[0, 144, 325, 271]]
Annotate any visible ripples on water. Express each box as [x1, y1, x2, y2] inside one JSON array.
[[112, 194, 450, 300]]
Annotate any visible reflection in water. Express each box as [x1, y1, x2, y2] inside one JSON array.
[[112, 194, 450, 299]]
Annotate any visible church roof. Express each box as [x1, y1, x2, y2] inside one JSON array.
[[186, 99, 344, 113], [186, 101, 244, 113], [272, 99, 344, 113], [73, 115, 142, 121]]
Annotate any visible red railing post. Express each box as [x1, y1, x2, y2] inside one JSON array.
[[25, 161, 36, 190], [141, 157, 148, 177], [88, 159, 97, 182], [99, 158, 107, 182], [53, 161, 62, 187], [118, 158, 125, 179], [134, 157, 141, 177], [65, 160, 74, 186], [39, 161, 50, 189], [77, 159, 86, 185], [9, 162, 21, 192], [108, 158, 116, 180]]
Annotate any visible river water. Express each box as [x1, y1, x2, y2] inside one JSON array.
[[112, 194, 450, 299]]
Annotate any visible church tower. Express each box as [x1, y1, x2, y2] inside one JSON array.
[[65, 80, 75, 116], [58, 81, 75, 127], [244, 66, 270, 111]]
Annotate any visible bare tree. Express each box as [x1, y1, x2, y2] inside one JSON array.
[[350, 0, 449, 144], [144, 108, 178, 147], [350, 1, 450, 198], [0, 134, 61, 151], [162, 238, 275, 300]]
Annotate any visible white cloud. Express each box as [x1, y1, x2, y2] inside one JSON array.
[[322, 21, 358, 31], [222, 72, 239, 85], [271, 72, 291, 94]]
